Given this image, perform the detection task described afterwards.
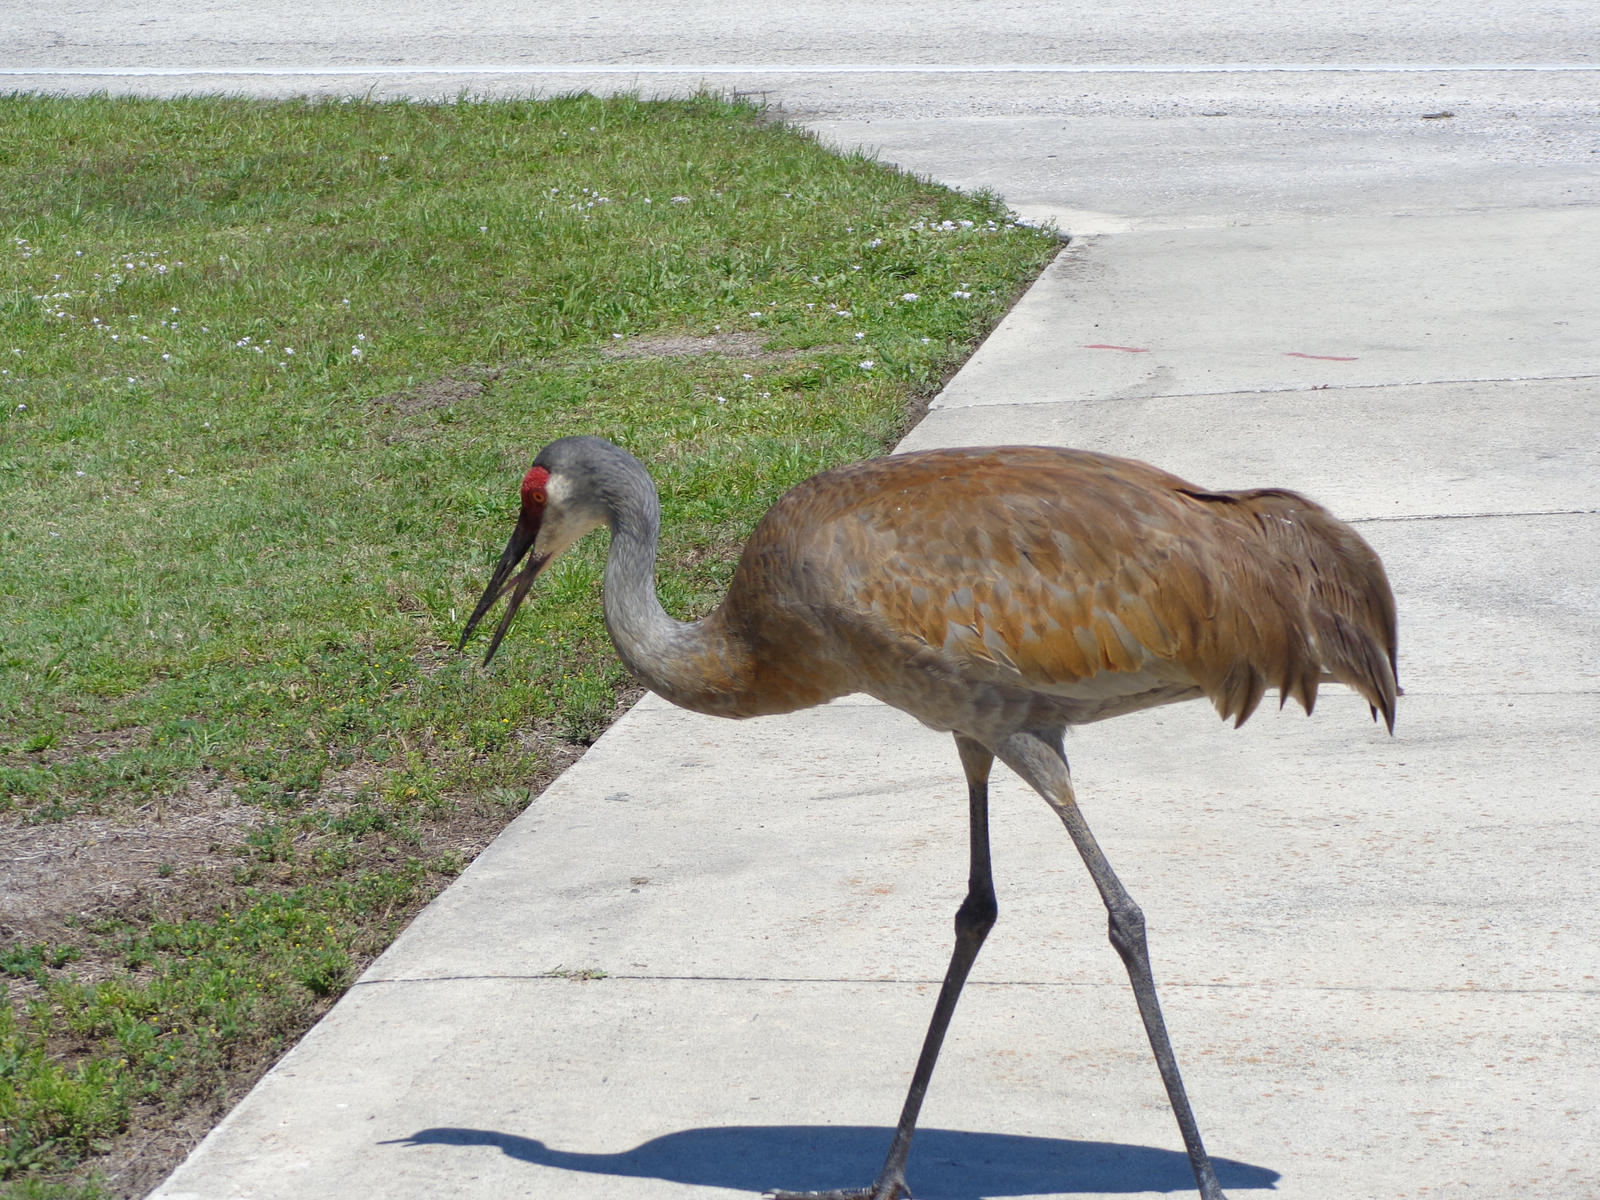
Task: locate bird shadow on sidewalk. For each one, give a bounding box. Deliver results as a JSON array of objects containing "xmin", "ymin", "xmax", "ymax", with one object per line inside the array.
[{"xmin": 383, "ymin": 1124, "xmax": 1280, "ymax": 1196}]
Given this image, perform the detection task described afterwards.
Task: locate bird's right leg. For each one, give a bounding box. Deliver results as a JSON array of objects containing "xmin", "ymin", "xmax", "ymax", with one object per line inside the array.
[
  {"xmin": 996, "ymin": 729, "xmax": 1227, "ymax": 1200},
  {"xmin": 769, "ymin": 734, "xmax": 998, "ymax": 1200}
]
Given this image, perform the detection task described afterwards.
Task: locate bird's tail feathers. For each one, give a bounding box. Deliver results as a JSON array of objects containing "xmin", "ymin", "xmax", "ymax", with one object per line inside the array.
[
  {"xmin": 1265, "ymin": 490, "xmax": 1398, "ymax": 732},
  {"xmin": 1312, "ymin": 605, "xmax": 1399, "ymax": 731},
  {"xmin": 1205, "ymin": 488, "xmax": 1400, "ymax": 732}
]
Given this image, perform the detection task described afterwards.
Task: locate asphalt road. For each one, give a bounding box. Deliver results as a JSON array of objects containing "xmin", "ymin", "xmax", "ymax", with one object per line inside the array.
[
  {"xmin": 8, "ymin": 3, "xmax": 1597, "ymax": 231},
  {"xmin": 7, "ymin": 1, "xmax": 1593, "ymax": 67}
]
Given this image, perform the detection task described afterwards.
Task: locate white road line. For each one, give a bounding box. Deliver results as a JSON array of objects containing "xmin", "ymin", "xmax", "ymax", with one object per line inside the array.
[{"xmin": 5, "ymin": 63, "xmax": 1599, "ymax": 77}]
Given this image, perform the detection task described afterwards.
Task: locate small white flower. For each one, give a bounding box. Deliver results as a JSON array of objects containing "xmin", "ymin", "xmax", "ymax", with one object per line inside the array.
[
  {"xmin": 76, "ymin": 470, "xmax": 85, "ymax": 476},
  {"xmin": 854, "ymin": 332, "xmax": 866, "ymax": 340},
  {"xmin": 742, "ymin": 373, "xmax": 752, "ymax": 380},
  {"xmin": 612, "ymin": 333, "xmax": 623, "ymax": 339},
  {"xmin": 351, "ymin": 347, "xmax": 363, "ymax": 358},
  {"xmin": 671, "ymin": 195, "xmax": 690, "ymax": 204},
  {"xmin": 15, "ymin": 403, "xmax": 24, "ymax": 410},
  {"xmin": 859, "ymin": 360, "xmax": 875, "ymax": 370},
  {"xmin": 901, "ymin": 293, "xmax": 918, "ymax": 301}
]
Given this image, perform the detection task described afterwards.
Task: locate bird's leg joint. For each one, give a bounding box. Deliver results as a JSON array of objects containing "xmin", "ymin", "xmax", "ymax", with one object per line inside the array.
[
  {"xmin": 1105, "ymin": 895, "xmax": 1147, "ymax": 964},
  {"xmin": 954, "ymin": 886, "xmax": 998, "ymax": 943}
]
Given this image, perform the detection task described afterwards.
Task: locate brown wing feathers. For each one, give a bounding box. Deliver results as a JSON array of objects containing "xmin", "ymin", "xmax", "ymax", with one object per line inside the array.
[{"xmin": 788, "ymin": 449, "xmax": 1397, "ymax": 732}]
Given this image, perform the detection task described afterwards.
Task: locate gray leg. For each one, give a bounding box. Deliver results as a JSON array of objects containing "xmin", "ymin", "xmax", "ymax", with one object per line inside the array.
[
  {"xmin": 771, "ymin": 735, "xmax": 998, "ymax": 1200},
  {"xmin": 996, "ymin": 729, "xmax": 1227, "ymax": 1200}
]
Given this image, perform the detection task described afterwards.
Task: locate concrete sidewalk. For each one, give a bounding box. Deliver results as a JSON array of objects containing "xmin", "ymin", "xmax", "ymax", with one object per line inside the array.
[{"xmin": 18, "ymin": 5, "xmax": 1594, "ymax": 1197}]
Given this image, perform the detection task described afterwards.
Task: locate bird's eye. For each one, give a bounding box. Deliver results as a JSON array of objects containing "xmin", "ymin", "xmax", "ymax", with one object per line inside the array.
[{"xmin": 529, "ymin": 488, "xmax": 547, "ymax": 506}]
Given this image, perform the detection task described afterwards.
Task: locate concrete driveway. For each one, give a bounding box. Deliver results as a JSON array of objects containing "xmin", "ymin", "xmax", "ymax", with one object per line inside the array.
[{"xmin": 9, "ymin": 5, "xmax": 1599, "ymax": 1198}]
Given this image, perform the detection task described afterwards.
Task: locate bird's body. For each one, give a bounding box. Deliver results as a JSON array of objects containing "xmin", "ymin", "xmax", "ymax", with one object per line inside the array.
[
  {"xmin": 565, "ymin": 441, "xmax": 1395, "ymax": 735},
  {"xmin": 461, "ymin": 435, "xmax": 1398, "ymax": 1200}
]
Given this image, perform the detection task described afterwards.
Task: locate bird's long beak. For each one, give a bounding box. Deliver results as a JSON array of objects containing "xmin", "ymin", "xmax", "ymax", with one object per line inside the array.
[{"xmin": 458, "ymin": 515, "xmax": 550, "ymax": 665}]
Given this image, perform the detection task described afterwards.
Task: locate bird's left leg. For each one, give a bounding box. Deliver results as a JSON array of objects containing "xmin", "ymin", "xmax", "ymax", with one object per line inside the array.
[
  {"xmin": 997, "ymin": 729, "xmax": 1227, "ymax": 1200},
  {"xmin": 769, "ymin": 734, "xmax": 998, "ymax": 1200}
]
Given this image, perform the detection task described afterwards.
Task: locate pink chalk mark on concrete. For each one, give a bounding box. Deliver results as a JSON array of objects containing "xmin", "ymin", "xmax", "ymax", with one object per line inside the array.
[
  {"xmin": 1084, "ymin": 344, "xmax": 1150, "ymax": 353},
  {"xmin": 1285, "ymin": 351, "xmax": 1359, "ymax": 361}
]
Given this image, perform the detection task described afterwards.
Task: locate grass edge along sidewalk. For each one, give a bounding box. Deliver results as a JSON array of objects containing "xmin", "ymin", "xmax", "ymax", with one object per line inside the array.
[{"xmin": 0, "ymin": 91, "xmax": 1058, "ymax": 1199}]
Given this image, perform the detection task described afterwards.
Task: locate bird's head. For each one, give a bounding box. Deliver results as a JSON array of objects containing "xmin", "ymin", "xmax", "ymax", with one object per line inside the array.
[{"xmin": 457, "ymin": 439, "xmax": 614, "ymax": 665}]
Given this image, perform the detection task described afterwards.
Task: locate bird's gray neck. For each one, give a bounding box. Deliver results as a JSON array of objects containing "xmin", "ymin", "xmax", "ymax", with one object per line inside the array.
[
  {"xmin": 598, "ymin": 463, "xmax": 753, "ymax": 714},
  {"xmin": 601, "ymin": 475, "xmax": 683, "ymax": 677}
]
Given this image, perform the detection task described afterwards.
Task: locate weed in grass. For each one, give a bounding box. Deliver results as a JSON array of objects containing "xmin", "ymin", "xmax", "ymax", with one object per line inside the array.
[
  {"xmin": 0, "ymin": 90, "xmax": 1056, "ymax": 1194},
  {"xmin": 0, "ymin": 999, "xmax": 129, "ymax": 1181}
]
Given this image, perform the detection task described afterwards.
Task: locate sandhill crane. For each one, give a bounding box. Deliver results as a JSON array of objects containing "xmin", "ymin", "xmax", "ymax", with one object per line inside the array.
[{"xmin": 460, "ymin": 435, "xmax": 1399, "ymax": 1200}]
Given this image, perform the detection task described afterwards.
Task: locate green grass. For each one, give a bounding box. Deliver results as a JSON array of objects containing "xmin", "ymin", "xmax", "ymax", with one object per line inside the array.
[{"xmin": 0, "ymin": 91, "xmax": 1057, "ymax": 1195}]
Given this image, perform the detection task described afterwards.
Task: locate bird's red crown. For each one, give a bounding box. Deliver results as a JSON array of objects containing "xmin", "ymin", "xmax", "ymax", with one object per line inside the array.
[{"xmin": 521, "ymin": 465, "xmax": 551, "ymax": 510}]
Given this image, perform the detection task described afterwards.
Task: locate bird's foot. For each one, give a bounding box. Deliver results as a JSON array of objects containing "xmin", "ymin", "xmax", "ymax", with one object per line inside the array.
[{"xmin": 767, "ymin": 1176, "xmax": 909, "ymax": 1200}]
